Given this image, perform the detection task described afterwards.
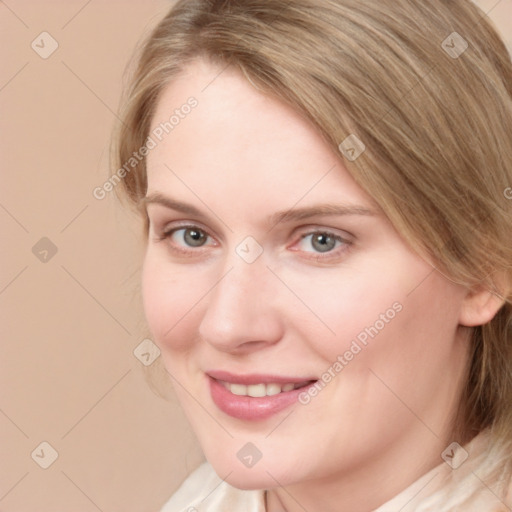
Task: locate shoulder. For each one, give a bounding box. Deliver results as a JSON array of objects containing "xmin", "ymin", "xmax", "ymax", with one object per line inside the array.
[
  {"xmin": 159, "ymin": 463, "xmax": 218, "ymax": 512},
  {"xmin": 502, "ymin": 475, "xmax": 512, "ymax": 511},
  {"xmin": 375, "ymin": 430, "xmax": 512, "ymax": 512},
  {"xmin": 483, "ymin": 435, "xmax": 512, "ymax": 512},
  {"xmin": 159, "ymin": 462, "xmax": 266, "ymax": 512}
]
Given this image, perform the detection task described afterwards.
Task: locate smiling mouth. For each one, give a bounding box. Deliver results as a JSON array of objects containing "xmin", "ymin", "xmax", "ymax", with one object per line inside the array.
[
  {"xmin": 217, "ymin": 379, "xmax": 316, "ymax": 397},
  {"xmin": 208, "ymin": 373, "xmax": 319, "ymax": 420}
]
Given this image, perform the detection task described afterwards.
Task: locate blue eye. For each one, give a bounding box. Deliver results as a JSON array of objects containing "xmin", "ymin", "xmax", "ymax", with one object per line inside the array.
[
  {"xmin": 298, "ymin": 232, "xmax": 344, "ymax": 253},
  {"xmin": 168, "ymin": 227, "xmax": 210, "ymax": 248}
]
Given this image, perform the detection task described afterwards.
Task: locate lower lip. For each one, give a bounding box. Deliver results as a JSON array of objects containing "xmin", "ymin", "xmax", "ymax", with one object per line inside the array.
[{"xmin": 209, "ymin": 376, "xmax": 316, "ymax": 421}]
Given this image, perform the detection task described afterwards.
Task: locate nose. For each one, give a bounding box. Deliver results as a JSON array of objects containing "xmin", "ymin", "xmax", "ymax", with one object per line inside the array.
[{"xmin": 198, "ymin": 256, "xmax": 284, "ymax": 354}]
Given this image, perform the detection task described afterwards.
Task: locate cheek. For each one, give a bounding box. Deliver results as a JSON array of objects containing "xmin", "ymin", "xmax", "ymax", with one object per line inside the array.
[
  {"xmin": 288, "ymin": 264, "xmax": 466, "ymax": 453},
  {"xmin": 282, "ymin": 251, "xmax": 464, "ymax": 369},
  {"xmin": 375, "ymin": 271, "xmax": 465, "ymax": 369},
  {"xmin": 278, "ymin": 259, "xmax": 410, "ymax": 361},
  {"xmin": 329, "ymin": 266, "xmax": 467, "ymax": 415},
  {"xmin": 141, "ymin": 250, "xmax": 206, "ymax": 354}
]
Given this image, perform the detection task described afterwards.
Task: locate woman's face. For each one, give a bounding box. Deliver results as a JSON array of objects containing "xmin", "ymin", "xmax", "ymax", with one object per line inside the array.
[{"xmin": 142, "ymin": 58, "xmax": 471, "ymax": 497}]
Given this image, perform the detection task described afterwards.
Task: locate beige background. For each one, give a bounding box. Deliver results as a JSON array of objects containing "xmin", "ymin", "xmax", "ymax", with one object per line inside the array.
[{"xmin": 1, "ymin": 1, "xmax": 511, "ymax": 511}]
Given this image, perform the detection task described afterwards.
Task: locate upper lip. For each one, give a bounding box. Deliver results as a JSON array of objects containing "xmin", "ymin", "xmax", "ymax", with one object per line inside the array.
[{"xmin": 207, "ymin": 370, "xmax": 317, "ymax": 385}]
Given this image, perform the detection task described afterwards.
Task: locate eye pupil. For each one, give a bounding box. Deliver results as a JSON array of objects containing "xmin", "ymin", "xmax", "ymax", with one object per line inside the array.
[
  {"xmin": 312, "ymin": 233, "xmax": 336, "ymax": 253},
  {"xmin": 184, "ymin": 228, "xmax": 206, "ymax": 247}
]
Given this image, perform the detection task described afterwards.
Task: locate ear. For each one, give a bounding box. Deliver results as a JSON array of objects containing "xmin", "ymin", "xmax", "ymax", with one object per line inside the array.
[{"xmin": 459, "ymin": 281, "xmax": 507, "ymax": 327}]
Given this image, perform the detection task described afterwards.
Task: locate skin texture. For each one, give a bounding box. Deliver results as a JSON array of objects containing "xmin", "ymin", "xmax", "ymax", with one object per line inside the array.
[{"xmin": 141, "ymin": 57, "xmax": 484, "ymax": 512}]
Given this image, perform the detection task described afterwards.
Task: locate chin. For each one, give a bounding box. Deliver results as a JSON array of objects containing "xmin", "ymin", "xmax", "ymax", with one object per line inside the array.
[
  {"xmin": 220, "ymin": 466, "xmax": 277, "ymax": 490},
  {"xmin": 206, "ymin": 448, "xmax": 302, "ymax": 490}
]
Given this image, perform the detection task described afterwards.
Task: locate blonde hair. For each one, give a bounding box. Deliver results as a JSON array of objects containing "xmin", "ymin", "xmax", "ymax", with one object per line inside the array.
[{"xmin": 112, "ymin": 0, "xmax": 512, "ymax": 453}]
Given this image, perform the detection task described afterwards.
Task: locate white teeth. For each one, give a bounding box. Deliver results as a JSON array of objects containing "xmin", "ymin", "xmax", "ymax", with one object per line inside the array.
[
  {"xmin": 230, "ymin": 383, "xmax": 247, "ymax": 396},
  {"xmin": 220, "ymin": 380, "xmax": 310, "ymax": 397},
  {"xmin": 247, "ymin": 383, "xmax": 266, "ymax": 397},
  {"xmin": 266, "ymin": 383, "xmax": 281, "ymax": 396}
]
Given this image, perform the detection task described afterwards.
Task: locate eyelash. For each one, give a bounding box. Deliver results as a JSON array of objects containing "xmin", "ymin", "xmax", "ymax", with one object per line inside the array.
[
  {"xmin": 154, "ymin": 224, "xmax": 216, "ymax": 254},
  {"xmin": 293, "ymin": 231, "xmax": 351, "ymax": 261},
  {"xmin": 154, "ymin": 224, "xmax": 352, "ymax": 261}
]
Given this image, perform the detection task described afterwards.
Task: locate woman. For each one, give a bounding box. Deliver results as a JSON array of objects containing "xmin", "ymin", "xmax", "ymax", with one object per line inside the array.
[{"xmin": 111, "ymin": 0, "xmax": 512, "ymax": 510}]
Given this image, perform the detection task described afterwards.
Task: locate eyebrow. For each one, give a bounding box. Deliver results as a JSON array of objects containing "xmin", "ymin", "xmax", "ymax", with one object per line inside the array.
[
  {"xmin": 269, "ymin": 203, "xmax": 376, "ymax": 225},
  {"xmin": 142, "ymin": 192, "xmax": 206, "ymax": 218},
  {"xmin": 142, "ymin": 192, "xmax": 377, "ymax": 226}
]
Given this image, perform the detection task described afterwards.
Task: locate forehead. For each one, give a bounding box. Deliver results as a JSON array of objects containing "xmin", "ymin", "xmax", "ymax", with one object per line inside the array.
[{"xmin": 145, "ymin": 58, "xmax": 376, "ymax": 222}]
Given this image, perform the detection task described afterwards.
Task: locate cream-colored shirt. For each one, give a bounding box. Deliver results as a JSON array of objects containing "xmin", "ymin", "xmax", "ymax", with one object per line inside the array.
[{"xmin": 160, "ymin": 431, "xmax": 512, "ymax": 511}]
